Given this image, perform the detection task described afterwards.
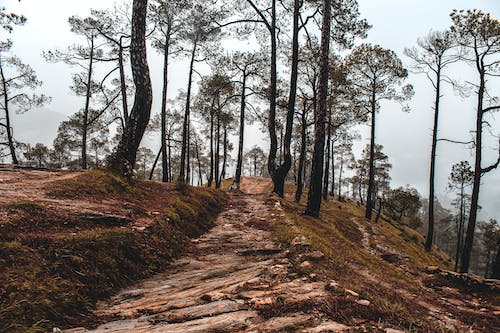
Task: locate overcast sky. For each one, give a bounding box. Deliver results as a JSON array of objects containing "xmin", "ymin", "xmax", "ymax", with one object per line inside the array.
[{"xmin": 2, "ymin": 0, "xmax": 500, "ymax": 221}]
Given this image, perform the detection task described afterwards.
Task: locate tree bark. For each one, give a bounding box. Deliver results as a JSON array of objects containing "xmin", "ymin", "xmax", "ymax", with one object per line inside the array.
[
  {"xmin": 0, "ymin": 56, "xmax": 18, "ymax": 164},
  {"xmin": 118, "ymin": 38, "xmax": 129, "ymax": 128},
  {"xmin": 295, "ymin": 102, "xmax": 307, "ymax": 202},
  {"xmin": 323, "ymin": 118, "xmax": 331, "ymax": 200},
  {"xmin": 179, "ymin": 39, "xmax": 198, "ymax": 181},
  {"xmin": 365, "ymin": 85, "xmax": 377, "ymax": 220},
  {"xmin": 208, "ymin": 110, "xmax": 214, "ymax": 187},
  {"xmin": 232, "ymin": 71, "xmax": 247, "ymax": 189},
  {"xmin": 82, "ymin": 36, "xmax": 95, "ymax": 170},
  {"xmin": 270, "ymin": 0, "xmax": 300, "ymax": 196},
  {"xmin": 305, "ymin": 0, "xmax": 331, "ymax": 217},
  {"xmin": 108, "ymin": 0, "xmax": 152, "ymax": 179},
  {"xmin": 215, "ymin": 108, "xmax": 221, "ymax": 188},
  {"xmin": 426, "ymin": 63, "xmax": 442, "ymax": 252},
  {"xmin": 160, "ymin": 32, "xmax": 171, "ymax": 182},
  {"xmin": 491, "ymin": 239, "xmax": 500, "ymax": 279},
  {"xmin": 460, "ymin": 68, "xmax": 485, "ymax": 273}
]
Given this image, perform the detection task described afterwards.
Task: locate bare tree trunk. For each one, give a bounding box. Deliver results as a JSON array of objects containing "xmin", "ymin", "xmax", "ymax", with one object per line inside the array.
[
  {"xmin": 305, "ymin": 0, "xmax": 331, "ymax": 217},
  {"xmin": 82, "ymin": 36, "xmax": 95, "ymax": 170},
  {"xmin": 454, "ymin": 184, "xmax": 465, "ymax": 272},
  {"xmin": 215, "ymin": 110, "xmax": 221, "ymax": 188},
  {"xmin": 323, "ymin": 118, "xmax": 331, "ymax": 200},
  {"xmin": 149, "ymin": 146, "xmax": 161, "ymax": 180},
  {"xmin": 179, "ymin": 38, "xmax": 198, "ymax": 181},
  {"xmin": 426, "ymin": 63, "xmax": 442, "ymax": 251},
  {"xmin": 108, "ymin": 0, "xmax": 152, "ymax": 179},
  {"xmin": 0, "ymin": 57, "xmax": 18, "ymax": 164},
  {"xmin": 232, "ymin": 71, "xmax": 247, "ymax": 189},
  {"xmin": 330, "ymin": 138, "xmax": 335, "ymax": 197},
  {"xmin": 118, "ymin": 38, "xmax": 129, "ymax": 128},
  {"xmin": 365, "ymin": 86, "xmax": 377, "ymax": 220},
  {"xmin": 220, "ymin": 125, "xmax": 228, "ymax": 185},
  {"xmin": 338, "ymin": 154, "xmax": 344, "ymax": 199},
  {"xmin": 375, "ymin": 197, "xmax": 383, "ymax": 224},
  {"xmin": 270, "ymin": 0, "xmax": 300, "ymax": 196},
  {"xmin": 195, "ymin": 137, "xmax": 203, "ymax": 186},
  {"xmin": 461, "ymin": 69, "xmax": 485, "ymax": 273},
  {"xmin": 208, "ymin": 110, "xmax": 214, "ymax": 187},
  {"xmin": 295, "ymin": 103, "xmax": 307, "ymax": 202},
  {"xmin": 186, "ymin": 117, "xmax": 191, "ymax": 183},
  {"xmin": 160, "ymin": 33, "xmax": 171, "ymax": 182},
  {"xmin": 491, "ymin": 239, "xmax": 500, "ymax": 279}
]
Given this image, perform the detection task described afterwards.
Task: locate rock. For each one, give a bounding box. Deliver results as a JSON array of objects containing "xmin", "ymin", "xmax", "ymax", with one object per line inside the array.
[
  {"xmin": 356, "ymin": 299, "xmax": 370, "ymax": 306},
  {"xmin": 301, "ymin": 321, "xmax": 350, "ymax": 332},
  {"xmin": 309, "ymin": 273, "xmax": 317, "ymax": 280},
  {"xmin": 75, "ymin": 212, "xmax": 132, "ymax": 226},
  {"xmin": 300, "ymin": 261, "xmax": 312, "ymax": 269},
  {"xmin": 425, "ymin": 266, "xmax": 441, "ymax": 274},
  {"xmin": 201, "ymin": 291, "xmax": 225, "ymax": 302},
  {"xmin": 292, "ymin": 235, "xmax": 311, "ymax": 247},
  {"xmin": 238, "ymin": 248, "xmax": 282, "ymax": 256},
  {"xmin": 381, "ymin": 253, "xmax": 400, "ymax": 264},
  {"xmin": 385, "ymin": 328, "xmax": 405, "ymax": 333},
  {"xmin": 302, "ymin": 250, "xmax": 325, "ymax": 261},
  {"xmin": 257, "ymin": 314, "xmax": 312, "ymax": 331},
  {"xmin": 344, "ymin": 289, "xmax": 359, "ymax": 298},
  {"xmin": 325, "ymin": 281, "xmax": 342, "ymax": 293},
  {"xmin": 252, "ymin": 297, "xmax": 275, "ymax": 309}
]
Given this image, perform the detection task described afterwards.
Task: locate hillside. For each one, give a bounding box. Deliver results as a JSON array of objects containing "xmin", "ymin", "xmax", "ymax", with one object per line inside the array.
[
  {"xmin": 0, "ymin": 168, "xmax": 498, "ymax": 332},
  {"xmin": 0, "ymin": 165, "xmax": 227, "ymax": 332}
]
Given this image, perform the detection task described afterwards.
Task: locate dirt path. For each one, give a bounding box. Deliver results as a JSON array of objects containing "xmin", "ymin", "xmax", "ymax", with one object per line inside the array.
[{"xmin": 64, "ymin": 177, "xmax": 348, "ymax": 333}]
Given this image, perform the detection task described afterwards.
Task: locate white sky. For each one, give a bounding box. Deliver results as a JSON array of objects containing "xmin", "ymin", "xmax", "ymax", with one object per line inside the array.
[{"xmin": 2, "ymin": 0, "xmax": 500, "ymax": 221}]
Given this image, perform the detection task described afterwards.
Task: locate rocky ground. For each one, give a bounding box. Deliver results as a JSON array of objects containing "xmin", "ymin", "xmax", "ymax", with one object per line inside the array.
[{"xmin": 63, "ymin": 177, "xmax": 357, "ymax": 332}]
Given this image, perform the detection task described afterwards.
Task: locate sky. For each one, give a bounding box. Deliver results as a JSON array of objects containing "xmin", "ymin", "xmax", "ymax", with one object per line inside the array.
[{"xmin": 1, "ymin": 0, "xmax": 500, "ymax": 221}]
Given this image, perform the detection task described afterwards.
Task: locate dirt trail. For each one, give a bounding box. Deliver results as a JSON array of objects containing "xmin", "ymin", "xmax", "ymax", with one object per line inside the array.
[{"xmin": 64, "ymin": 177, "xmax": 348, "ymax": 333}]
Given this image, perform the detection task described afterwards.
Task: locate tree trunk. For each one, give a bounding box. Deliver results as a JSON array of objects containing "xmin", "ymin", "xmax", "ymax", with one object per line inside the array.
[
  {"xmin": 305, "ymin": 0, "xmax": 331, "ymax": 217},
  {"xmin": 149, "ymin": 146, "xmax": 161, "ymax": 180},
  {"xmin": 215, "ymin": 109, "xmax": 221, "ymax": 188},
  {"xmin": 208, "ymin": 110, "xmax": 214, "ymax": 187},
  {"xmin": 461, "ymin": 69, "xmax": 485, "ymax": 273},
  {"xmin": 195, "ymin": 137, "xmax": 203, "ymax": 186},
  {"xmin": 375, "ymin": 197, "xmax": 383, "ymax": 224},
  {"xmin": 186, "ymin": 117, "xmax": 191, "ymax": 183},
  {"xmin": 118, "ymin": 38, "xmax": 129, "ymax": 128},
  {"xmin": 323, "ymin": 119, "xmax": 331, "ymax": 200},
  {"xmin": 454, "ymin": 184, "xmax": 465, "ymax": 272},
  {"xmin": 295, "ymin": 103, "xmax": 307, "ymax": 203},
  {"xmin": 267, "ymin": 0, "xmax": 279, "ymax": 192},
  {"xmin": 108, "ymin": 0, "xmax": 152, "ymax": 179},
  {"xmin": 338, "ymin": 154, "xmax": 344, "ymax": 199},
  {"xmin": 220, "ymin": 125, "xmax": 228, "ymax": 185},
  {"xmin": 365, "ymin": 86, "xmax": 377, "ymax": 220},
  {"xmin": 179, "ymin": 39, "xmax": 198, "ymax": 181},
  {"xmin": 82, "ymin": 36, "xmax": 95, "ymax": 170},
  {"xmin": 0, "ymin": 56, "xmax": 18, "ymax": 165},
  {"xmin": 330, "ymin": 138, "xmax": 335, "ymax": 196},
  {"xmin": 160, "ymin": 33, "xmax": 171, "ymax": 182},
  {"xmin": 232, "ymin": 71, "xmax": 247, "ymax": 189},
  {"xmin": 270, "ymin": 0, "xmax": 300, "ymax": 197},
  {"xmin": 426, "ymin": 63, "xmax": 442, "ymax": 252},
  {"xmin": 491, "ymin": 239, "xmax": 500, "ymax": 279}
]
